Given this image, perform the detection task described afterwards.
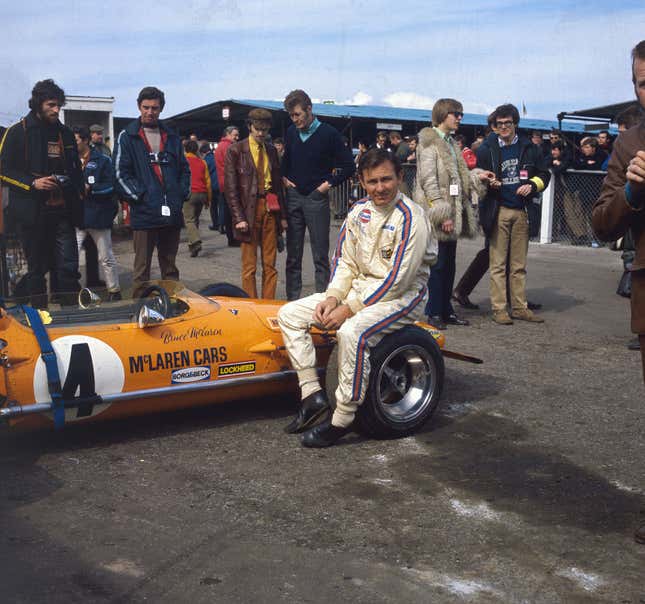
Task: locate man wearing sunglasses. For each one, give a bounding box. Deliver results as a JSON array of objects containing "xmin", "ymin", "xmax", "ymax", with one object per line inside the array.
[{"xmin": 476, "ymin": 104, "xmax": 550, "ymax": 325}]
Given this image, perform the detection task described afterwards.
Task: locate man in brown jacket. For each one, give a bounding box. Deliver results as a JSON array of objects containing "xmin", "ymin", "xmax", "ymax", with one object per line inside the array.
[
  {"xmin": 224, "ymin": 109, "xmax": 288, "ymax": 298},
  {"xmin": 591, "ymin": 39, "xmax": 645, "ymax": 545}
]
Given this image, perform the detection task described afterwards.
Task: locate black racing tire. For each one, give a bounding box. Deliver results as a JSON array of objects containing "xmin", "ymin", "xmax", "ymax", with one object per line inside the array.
[
  {"xmin": 355, "ymin": 325, "xmax": 444, "ymax": 438},
  {"xmin": 137, "ymin": 284, "xmax": 171, "ymax": 317},
  {"xmin": 199, "ymin": 283, "xmax": 250, "ymax": 298}
]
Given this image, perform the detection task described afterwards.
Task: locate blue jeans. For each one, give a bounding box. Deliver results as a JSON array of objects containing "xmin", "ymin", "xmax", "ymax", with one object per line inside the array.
[{"xmin": 426, "ymin": 240, "xmax": 457, "ymax": 318}]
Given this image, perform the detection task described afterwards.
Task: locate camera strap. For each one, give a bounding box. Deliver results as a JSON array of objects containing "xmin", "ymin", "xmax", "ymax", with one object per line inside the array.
[{"xmin": 139, "ymin": 127, "xmax": 168, "ymax": 191}]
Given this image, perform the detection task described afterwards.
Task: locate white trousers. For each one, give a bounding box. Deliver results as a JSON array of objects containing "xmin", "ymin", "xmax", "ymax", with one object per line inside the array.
[
  {"xmin": 277, "ymin": 287, "xmax": 427, "ymax": 427},
  {"xmin": 76, "ymin": 228, "xmax": 120, "ymax": 292}
]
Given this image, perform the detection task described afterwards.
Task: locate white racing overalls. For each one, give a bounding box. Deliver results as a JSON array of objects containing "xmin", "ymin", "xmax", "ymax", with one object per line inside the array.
[{"xmin": 278, "ymin": 192, "xmax": 437, "ymax": 428}]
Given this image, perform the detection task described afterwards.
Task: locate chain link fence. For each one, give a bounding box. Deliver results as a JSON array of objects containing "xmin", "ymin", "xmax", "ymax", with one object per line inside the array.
[
  {"xmin": 330, "ymin": 163, "xmax": 417, "ymax": 221},
  {"xmin": 550, "ymin": 169, "xmax": 605, "ymax": 246}
]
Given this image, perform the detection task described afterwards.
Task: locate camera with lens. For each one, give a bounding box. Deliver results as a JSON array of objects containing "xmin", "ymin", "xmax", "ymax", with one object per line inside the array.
[
  {"xmin": 148, "ymin": 151, "xmax": 170, "ymax": 165},
  {"xmin": 52, "ymin": 174, "xmax": 71, "ymax": 187}
]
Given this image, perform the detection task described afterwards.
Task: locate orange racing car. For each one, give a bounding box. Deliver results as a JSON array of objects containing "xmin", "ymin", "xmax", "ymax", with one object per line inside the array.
[{"xmin": 0, "ymin": 281, "xmax": 481, "ymax": 436}]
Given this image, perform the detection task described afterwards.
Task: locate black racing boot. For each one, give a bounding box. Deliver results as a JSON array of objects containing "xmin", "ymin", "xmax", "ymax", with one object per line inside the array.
[
  {"xmin": 283, "ymin": 390, "xmax": 330, "ymax": 434},
  {"xmin": 302, "ymin": 419, "xmax": 352, "ymax": 448}
]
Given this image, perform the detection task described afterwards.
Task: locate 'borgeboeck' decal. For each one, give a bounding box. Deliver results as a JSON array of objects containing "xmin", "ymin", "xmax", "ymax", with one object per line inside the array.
[{"xmin": 171, "ymin": 366, "xmax": 211, "ymax": 384}]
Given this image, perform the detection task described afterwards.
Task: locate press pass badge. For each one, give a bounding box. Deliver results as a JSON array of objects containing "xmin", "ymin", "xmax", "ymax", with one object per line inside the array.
[
  {"xmin": 449, "ymin": 183, "xmax": 459, "ymax": 196},
  {"xmin": 161, "ymin": 205, "xmax": 171, "ymax": 217},
  {"xmin": 87, "ymin": 176, "xmax": 95, "ymax": 184}
]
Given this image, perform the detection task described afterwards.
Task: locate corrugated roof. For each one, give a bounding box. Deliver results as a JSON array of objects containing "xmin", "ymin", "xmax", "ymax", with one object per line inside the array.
[{"xmin": 234, "ymin": 99, "xmax": 592, "ymax": 133}]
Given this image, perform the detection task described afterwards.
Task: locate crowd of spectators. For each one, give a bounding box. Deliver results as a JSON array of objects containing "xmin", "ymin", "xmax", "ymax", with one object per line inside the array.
[{"xmin": 0, "ymin": 76, "xmax": 640, "ymax": 315}]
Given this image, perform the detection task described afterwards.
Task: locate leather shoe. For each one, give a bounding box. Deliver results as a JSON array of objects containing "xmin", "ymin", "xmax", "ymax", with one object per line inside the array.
[
  {"xmin": 302, "ymin": 419, "xmax": 352, "ymax": 448},
  {"xmin": 627, "ymin": 337, "xmax": 641, "ymax": 351},
  {"xmin": 446, "ymin": 313, "xmax": 469, "ymax": 326},
  {"xmin": 635, "ymin": 524, "xmax": 645, "ymax": 544},
  {"xmin": 527, "ymin": 301, "xmax": 542, "ymax": 311},
  {"xmin": 452, "ymin": 291, "xmax": 479, "ymax": 310},
  {"xmin": 428, "ymin": 315, "xmax": 446, "ymax": 330},
  {"xmin": 284, "ymin": 390, "xmax": 330, "ymax": 434}
]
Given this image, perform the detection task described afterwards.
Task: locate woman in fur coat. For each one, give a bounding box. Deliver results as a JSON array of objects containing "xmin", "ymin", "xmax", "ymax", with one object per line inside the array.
[{"xmin": 413, "ymin": 98, "xmax": 494, "ymax": 329}]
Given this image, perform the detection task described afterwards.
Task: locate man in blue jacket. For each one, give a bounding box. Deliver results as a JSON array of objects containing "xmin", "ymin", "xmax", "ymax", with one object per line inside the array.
[
  {"xmin": 73, "ymin": 127, "xmax": 121, "ymax": 300},
  {"xmin": 113, "ymin": 86, "xmax": 191, "ymax": 298}
]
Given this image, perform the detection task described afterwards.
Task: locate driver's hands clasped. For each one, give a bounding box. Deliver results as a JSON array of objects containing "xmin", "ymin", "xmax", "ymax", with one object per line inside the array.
[{"xmin": 313, "ymin": 296, "xmax": 353, "ymax": 330}]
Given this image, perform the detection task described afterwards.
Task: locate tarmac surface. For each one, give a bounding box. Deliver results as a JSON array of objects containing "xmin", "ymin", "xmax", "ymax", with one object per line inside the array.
[{"xmin": 1, "ymin": 219, "xmax": 644, "ymax": 603}]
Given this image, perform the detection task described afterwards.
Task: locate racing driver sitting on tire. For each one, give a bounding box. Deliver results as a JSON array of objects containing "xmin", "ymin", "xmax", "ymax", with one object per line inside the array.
[{"xmin": 278, "ymin": 148, "xmax": 437, "ymax": 447}]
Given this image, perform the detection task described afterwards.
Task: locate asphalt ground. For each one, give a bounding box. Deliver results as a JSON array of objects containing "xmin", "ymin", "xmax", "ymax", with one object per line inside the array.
[{"xmin": 1, "ymin": 218, "xmax": 644, "ymax": 603}]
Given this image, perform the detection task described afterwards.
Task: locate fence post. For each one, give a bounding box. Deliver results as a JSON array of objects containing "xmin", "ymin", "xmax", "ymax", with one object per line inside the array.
[{"xmin": 539, "ymin": 172, "xmax": 554, "ymax": 244}]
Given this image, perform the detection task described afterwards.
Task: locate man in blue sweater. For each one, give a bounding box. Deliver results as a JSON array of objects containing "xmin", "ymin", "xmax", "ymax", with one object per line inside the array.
[{"xmin": 281, "ymin": 90, "xmax": 355, "ymax": 300}]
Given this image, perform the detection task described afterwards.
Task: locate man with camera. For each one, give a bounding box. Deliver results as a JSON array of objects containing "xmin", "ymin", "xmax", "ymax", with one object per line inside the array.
[
  {"xmin": 0, "ymin": 79, "xmax": 82, "ymax": 308},
  {"xmin": 113, "ymin": 86, "xmax": 191, "ymax": 298}
]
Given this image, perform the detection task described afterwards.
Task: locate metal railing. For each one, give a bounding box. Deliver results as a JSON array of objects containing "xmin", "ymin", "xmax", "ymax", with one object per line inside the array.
[{"xmin": 540, "ymin": 169, "xmax": 606, "ymax": 246}]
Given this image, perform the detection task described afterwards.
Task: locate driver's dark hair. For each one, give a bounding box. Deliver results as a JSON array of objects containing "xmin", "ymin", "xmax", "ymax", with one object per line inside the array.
[
  {"xmin": 137, "ymin": 86, "xmax": 165, "ymax": 110},
  {"xmin": 358, "ymin": 148, "xmax": 401, "ymax": 178},
  {"xmin": 29, "ymin": 79, "xmax": 65, "ymax": 111}
]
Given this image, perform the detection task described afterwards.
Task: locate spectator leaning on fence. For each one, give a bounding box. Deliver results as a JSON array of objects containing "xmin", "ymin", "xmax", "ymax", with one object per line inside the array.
[
  {"xmin": 113, "ymin": 86, "xmax": 191, "ymax": 298},
  {"xmin": 591, "ymin": 38, "xmax": 645, "ymax": 545},
  {"xmin": 477, "ymin": 103, "xmax": 550, "ymax": 325},
  {"xmin": 574, "ymin": 137, "xmax": 607, "ymax": 171},
  {"xmin": 73, "ymin": 126, "xmax": 121, "ymax": 300},
  {"xmin": 0, "ymin": 79, "xmax": 83, "ymax": 308},
  {"xmin": 413, "ymin": 98, "xmax": 493, "ymax": 330},
  {"xmin": 281, "ymin": 89, "xmax": 355, "ymax": 300}
]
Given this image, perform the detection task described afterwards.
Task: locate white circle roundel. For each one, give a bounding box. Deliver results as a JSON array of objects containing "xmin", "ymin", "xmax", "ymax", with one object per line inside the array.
[{"xmin": 33, "ymin": 335, "xmax": 125, "ymax": 422}]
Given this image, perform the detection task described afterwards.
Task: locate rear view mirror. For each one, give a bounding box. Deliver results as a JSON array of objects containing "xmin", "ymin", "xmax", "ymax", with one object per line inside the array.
[{"xmin": 137, "ymin": 305, "xmax": 165, "ymax": 328}]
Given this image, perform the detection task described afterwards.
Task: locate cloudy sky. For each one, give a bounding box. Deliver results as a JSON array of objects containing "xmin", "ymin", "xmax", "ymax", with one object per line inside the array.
[{"xmin": 0, "ymin": 0, "xmax": 642, "ymax": 125}]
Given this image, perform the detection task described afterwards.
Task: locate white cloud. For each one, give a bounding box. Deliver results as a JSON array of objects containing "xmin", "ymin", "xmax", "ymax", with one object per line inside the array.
[
  {"xmin": 342, "ymin": 91, "xmax": 373, "ymax": 106},
  {"xmin": 383, "ymin": 92, "xmax": 435, "ymax": 109}
]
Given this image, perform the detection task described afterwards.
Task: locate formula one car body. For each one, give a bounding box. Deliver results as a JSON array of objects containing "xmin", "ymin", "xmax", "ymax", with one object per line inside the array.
[{"xmin": 0, "ymin": 281, "xmax": 478, "ymax": 436}]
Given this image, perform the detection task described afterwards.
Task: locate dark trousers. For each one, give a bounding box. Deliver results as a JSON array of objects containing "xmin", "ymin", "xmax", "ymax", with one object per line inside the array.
[
  {"xmin": 221, "ymin": 193, "xmax": 234, "ymax": 243},
  {"xmin": 454, "ymin": 239, "xmax": 490, "ymax": 297},
  {"xmin": 427, "ymin": 240, "xmax": 456, "ymax": 318},
  {"xmin": 454, "ymin": 237, "xmax": 521, "ymax": 305},
  {"xmin": 83, "ymin": 236, "xmax": 101, "ymax": 285},
  {"xmin": 209, "ymin": 190, "xmax": 219, "ymax": 228},
  {"xmin": 19, "ymin": 212, "xmax": 80, "ymax": 308},
  {"xmin": 132, "ymin": 226, "xmax": 180, "ymax": 298},
  {"xmin": 286, "ymin": 188, "xmax": 330, "ymax": 300}
]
